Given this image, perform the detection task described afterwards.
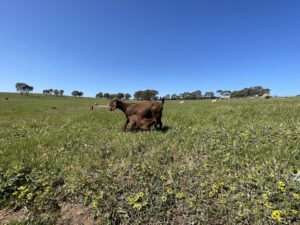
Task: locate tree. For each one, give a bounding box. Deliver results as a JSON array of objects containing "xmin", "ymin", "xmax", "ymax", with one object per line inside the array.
[
  {"xmin": 72, "ymin": 90, "xmax": 83, "ymax": 97},
  {"xmin": 133, "ymin": 90, "xmax": 159, "ymax": 100},
  {"xmin": 217, "ymin": 90, "xmax": 222, "ymax": 96},
  {"xmin": 231, "ymin": 86, "xmax": 271, "ymax": 98},
  {"xmin": 125, "ymin": 93, "xmax": 131, "ymax": 100},
  {"xmin": 59, "ymin": 90, "xmax": 64, "ymax": 96},
  {"xmin": 192, "ymin": 90, "xmax": 202, "ymax": 99},
  {"xmin": 116, "ymin": 92, "xmax": 125, "ymax": 99},
  {"xmin": 104, "ymin": 93, "xmax": 110, "ymax": 99},
  {"xmin": 53, "ymin": 89, "xmax": 59, "ymax": 96},
  {"xmin": 15, "ymin": 83, "xmax": 33, "ymax": 95},
  {"xmin": 43, "ymin": 90, "xmax": 50, "ymax": 95},
  {"xmin": 134, "ymin": 91, "xmax": 143, "ymax": 100},
  {"xmin": 204, "ymin": 92, "xmax": 215, "ymax": 98},
  {"xmin": 96, "ymin": 92, "xmax": 104, "ymax": 98},
  {"xmin": 171, "ymin": 94, "xmax": 177, "ymax": 100}
]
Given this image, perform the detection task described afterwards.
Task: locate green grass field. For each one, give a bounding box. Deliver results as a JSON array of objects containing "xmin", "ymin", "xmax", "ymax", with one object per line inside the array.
[{"xmin": 0, "ymin": 93, "xmax": 300, "ymax": 224}]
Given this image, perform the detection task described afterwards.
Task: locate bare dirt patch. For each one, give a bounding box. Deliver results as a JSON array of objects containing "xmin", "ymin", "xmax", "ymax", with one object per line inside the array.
[
  {"xmin": 0, "ymin": 207, "xmax": 28, "ymax": 224},
  {"xmin": 57, "ymin": 202, "xmax": 94, "ymax": 225}
]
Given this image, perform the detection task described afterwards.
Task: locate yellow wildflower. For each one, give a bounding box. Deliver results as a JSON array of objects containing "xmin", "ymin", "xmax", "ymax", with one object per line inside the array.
[
  {"xmin": 208, "ymin": 191, "xmax": 214, "ymax": 197},
  {"xmin": 137, "ymin": 192, "xmax": 144, "ymax": 198},
  {"xmin": 176, "ymin": 192, "xmax": 185, "ymax": 199},
  {"xmin": 167, "ymin": 189, "xmax": 173, "ymax": 195},
  {"xmin": 252, "ymin": 210, "xmax": 257, "ymax": 215},
  {"xmin": 271, "ymin": 210, "xmax": 284, "ymax": 222},
  {"xmin": 264, "ymin": 202, "xmax": 273, "ymax": 209},
  {"xmin": 278, "ymin": 181, "xmax": 285, "ymax": 187},
  {"xmin": 262, "ymin": 193, "xmax": 268, "ymax": 200},
  {"xmin": 237, "ymin": 212, "xmax": 245, "ymax": 217},
  {"xmin": 160, "ymin": 195, "xmax": 167, "ymax": 202},
  {"xmin": 95, "ymin": 191, "xmax": 104, "ymax": 200},
  {"xmin": 128, "ymin": 197, "xmax": 136, "ymax": 205},
  {"xmin": 212, "ymin": 184, "xmax": 218, "ymax": 192},
  {"xmin": 279, "ymin": 186, "xmax": 286, "ymax": 193},
  {"xmin": 256, "ymin": 199, "xmax": 262, "ymax": 204},
  {"xmin": 27, "ymin": 193, "xmax": 33, "ymax": 200},
  {"xmin": 160, "ymin": 175, "xmax": 166, "ymax": 181},
  {"xmin": 133, "ymin": 203, "xmax": 142, "ymax": 210},
  {"xmin": 219, "ymin": 199, "xmax": 226, "ymax": 204},
  {"xmin": 92, "ymin": 201, "xmax": 98, "ymax": 208},
  {"xmin": 292, "ymin": 193, "xmax": 300, "ymax": 200},
  {"xmin": 18, "ymin": 186, "xmax": 26, "ymax": 191}
]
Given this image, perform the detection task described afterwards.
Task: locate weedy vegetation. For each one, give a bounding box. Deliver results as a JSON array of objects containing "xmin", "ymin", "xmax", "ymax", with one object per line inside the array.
[{"xmin": 0, "ymin": 93, "xmax": 299, "ymax": 224}]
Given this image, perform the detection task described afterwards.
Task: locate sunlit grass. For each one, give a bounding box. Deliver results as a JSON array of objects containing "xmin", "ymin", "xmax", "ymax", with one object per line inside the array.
[{"xmin": 0, "ymin": 93, "xmax": 299, "ymax": 224}]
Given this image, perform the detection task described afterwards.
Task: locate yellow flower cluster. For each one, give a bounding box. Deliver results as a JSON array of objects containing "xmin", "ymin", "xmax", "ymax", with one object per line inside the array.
[
  {"xmin": 176, "ymin": 192, "xmax": 185, "ymax": 199},
  {"xmin": 17, "ymin": 186, "xmax": 30, "ymax": 199},
  {"xmin": 133, "ymin": 203, "xmax": 142, "ymax": 210},
  {"xmin": 128, "ymin": 192, "xmax": 144, "ymax": 206},
  {"xmin": 278, "ymin": 181, "xmax": 286, "ymax": 193},
  {"xmin": 292, "ymin": 193, "xmax": 300, "ymax": 200},
  {"xmin": 262, "ymin": 193, "xmax": 268, "ymax": 200},
  {"xmin": 271, "ymin": 210, "xmax": 284, "ymax": 223}
]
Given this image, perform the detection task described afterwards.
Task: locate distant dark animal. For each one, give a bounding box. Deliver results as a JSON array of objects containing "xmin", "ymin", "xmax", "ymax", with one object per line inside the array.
[
  {"xmin": 89, "ymin": 105, "xmax": 94, "ymax": 110},
  {"xmin": 127, "ymin": 115, "xmax": 157, "ymax": 131},
  {"xmin": 4, "ymin": 98, "xmax": 9, "ymax": 100},
  {"xmin": 108, "ymin": 98, "xmax": 164, "ymax": 131}
]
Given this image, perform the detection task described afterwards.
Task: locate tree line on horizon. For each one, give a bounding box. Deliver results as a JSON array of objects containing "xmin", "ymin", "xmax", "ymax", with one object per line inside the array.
[
  {"xmin": 15, "ymin": 83, "xmax": 271, "ymax": 100},
  {"xmin": 43, "ymin": 89, "xmax": 64, "ymax": 96}
]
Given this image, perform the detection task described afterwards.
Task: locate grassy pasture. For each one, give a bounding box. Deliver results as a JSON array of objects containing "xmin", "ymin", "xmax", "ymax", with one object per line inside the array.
[{"xmin": 0, "ymin": 93, "xmax": 300, "ymax": 224}]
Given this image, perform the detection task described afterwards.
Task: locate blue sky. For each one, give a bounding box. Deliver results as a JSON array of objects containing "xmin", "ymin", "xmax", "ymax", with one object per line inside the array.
[{"xmin": 0, "ymin": 0, "xmax": 299, "ymax": 97}]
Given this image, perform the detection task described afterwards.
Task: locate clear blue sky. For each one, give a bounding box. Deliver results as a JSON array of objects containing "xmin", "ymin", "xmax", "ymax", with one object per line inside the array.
[{"xmin": 0, "ymin": 0, "xmax": 299, "ymax": 97}]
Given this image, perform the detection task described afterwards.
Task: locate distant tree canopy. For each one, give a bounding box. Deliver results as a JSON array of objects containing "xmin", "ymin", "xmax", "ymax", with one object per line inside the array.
[
  {"xmin": 179, "ymin": 90, "xmax": 202, "ymax": 100},
  {"xmin": 59, "ymin": 90, "xmax": 64, "ymax": 96},
  {"xmin": 124, "ymin": 93, "xmax": 131, "ymax": 100},
  {"xmin": 134, "ymin": 89, "xmax": 159, "ymax": 100},
  {"xmin": 71, "ymin": 90, "xmax": 84, "ymax": 97},
  {"xmin": 204, "ymin": 92, "xmax": 215, "ymax": 98},
  {"xmin": 95, "ymin": 92, "xmax": 104, "ymax": 98},
  {"xmin": 43, "ymin": 90, "xmax": 50, "ymax": 95},
  {"xmin": 15, "ymin": 83, "xmax": 33, "ymax": 95},
  {"xmin": 231, "ymin": 86, "xmax": 270, "ymax": 98},
  {"xmin": 53, "ymin": 89, "xmax": 59, "ymax": 96},
  {"xmin": 97, "ymin": 92, "xmax": 131, "ymax": 100},
  {"xmin": 43, "ymin": 89, "xmax": 64, "ymax": 96}
]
